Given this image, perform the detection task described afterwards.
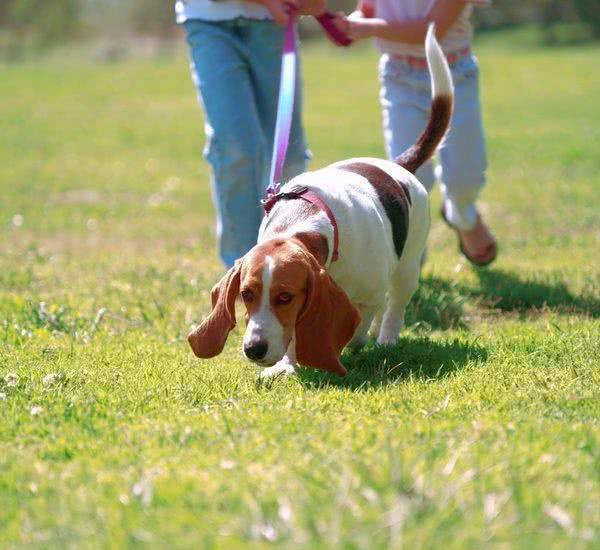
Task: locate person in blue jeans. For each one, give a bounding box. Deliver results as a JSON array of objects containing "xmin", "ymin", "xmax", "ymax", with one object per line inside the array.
[{"xmin": 177, "ymin": 0, "xmax": 324, "ymax": 268}]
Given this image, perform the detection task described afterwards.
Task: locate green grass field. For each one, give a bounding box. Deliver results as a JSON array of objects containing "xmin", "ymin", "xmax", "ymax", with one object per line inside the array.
[{"xmin": 1, "ymin": 29, "xmax": 599, "ymax": 548}]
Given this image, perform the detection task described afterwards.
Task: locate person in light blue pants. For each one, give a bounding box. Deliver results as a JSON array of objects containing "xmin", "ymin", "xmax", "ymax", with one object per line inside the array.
[
  {"xmin": 339, "ymin": 0, "xmax": 498, "ymax": 266},
  {"xmin": 177, "ymin": 0, "xmax": 321, "ymax": 268}
]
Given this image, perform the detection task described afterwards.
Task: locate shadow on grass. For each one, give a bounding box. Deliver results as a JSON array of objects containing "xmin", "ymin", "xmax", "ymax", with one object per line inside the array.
[
  {"xmin": 466, "ymin": 269, "xmax": 600, "ymax": 318},
  {"xmin": 294, "ymin": 268, "xmax": 596, "ymax": 390},
  {"xmin": 407, "ymin": 274, "xmax": 467, "ymax": 331},
  {"xmin": 297, "ymin": 336, "xmax": 487, "ymax": 391},
  {"xmin": 407, "ymin": 269, "xmax": 599, "ymax": 331}
]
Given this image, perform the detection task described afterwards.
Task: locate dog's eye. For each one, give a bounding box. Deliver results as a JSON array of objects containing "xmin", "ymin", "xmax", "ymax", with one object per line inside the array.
[
  {"xmin": 275, "ymin": 292, "xmax": 293, "ymax": 305},
  {"xmin": 241, "ymin": 289, "xmax": 254, "ymax": 302}
]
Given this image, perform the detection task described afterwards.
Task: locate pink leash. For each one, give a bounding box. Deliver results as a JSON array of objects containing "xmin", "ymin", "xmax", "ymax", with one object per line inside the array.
[
  {"xmin": 266, "ymin": 12, "xmax": 352, "ymax": 194},
  {"xmin": 263, "ymin": 13, "xmax": 351, "ymax": 262},
  {"xmin": 315, "ymin": 12, "xmax": 353, "ymax": 47}
]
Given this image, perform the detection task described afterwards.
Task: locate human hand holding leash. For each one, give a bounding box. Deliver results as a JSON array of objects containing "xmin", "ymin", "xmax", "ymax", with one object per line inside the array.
[
  {"xmin": 250, "ymin": 0, "xmax": 353, "ymax": 45},
  {"xmin": 250, "ymin": 0, "xmax": 325, "ymax": 25},
  {"xmin": 338, "ymin": 11, "xmax": 382, "ymax": 41}
]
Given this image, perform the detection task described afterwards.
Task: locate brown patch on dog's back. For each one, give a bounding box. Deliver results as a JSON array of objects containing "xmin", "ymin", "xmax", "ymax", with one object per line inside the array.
[{"xmin": 339, "ymin": 161, "xmax": 412, "ymax": 258}]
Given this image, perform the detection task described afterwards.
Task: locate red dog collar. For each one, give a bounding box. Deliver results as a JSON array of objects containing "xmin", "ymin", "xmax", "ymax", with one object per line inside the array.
[{"xmin": 262, "ymin": 186, "xmax": 339, "ymax": 262}]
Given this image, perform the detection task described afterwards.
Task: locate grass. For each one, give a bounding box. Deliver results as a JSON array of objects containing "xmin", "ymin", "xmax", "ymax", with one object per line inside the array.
[{"xmin": 1, "ymin": 28, "xmax": 599, "ymax": 548}]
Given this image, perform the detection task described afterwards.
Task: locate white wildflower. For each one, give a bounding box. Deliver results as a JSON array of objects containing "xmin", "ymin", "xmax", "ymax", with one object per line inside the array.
[
  {"xmin": 484, "ymin": 493, "xmax": 506, "ymax": 523},
  {"xmin": 132, "ymin": 476, "xmax": 154, "ymax": 507},
  {"xmin": 43, "ymin": 373, "xmax": 60, "ymax": 386},
  {"xmin": 5, "ymin": 373, "xmax": 19, "ymax": 387},
  {"xmin": 251, "ymin": 523, "xmax": 277, "ymax": 542},
  {"xmin": 278, "ymin": 499, "xmax": 293, "ymax": 524},
  {"xmin": 30, "ymin": 405, "xmax": 43, "ymax": 416},
  {"xmin": 544, "ymin": 504, "xmax": 573, "ymax": 533}
]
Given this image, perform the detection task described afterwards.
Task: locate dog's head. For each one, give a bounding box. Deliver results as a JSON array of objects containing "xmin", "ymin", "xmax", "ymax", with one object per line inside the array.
[{"xmin": 187, "ymin": 234, "xmax": 360, "ymax": 375}]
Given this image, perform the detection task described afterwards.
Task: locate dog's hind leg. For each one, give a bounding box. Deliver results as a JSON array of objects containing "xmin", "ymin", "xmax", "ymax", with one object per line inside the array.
[
  {"xmin": 377, "ymin": 261, "xmax": 421, "ymax": 345},
  {"xmin": 369, "ymin": 309, "xmax": 383, "ymax": 340}
]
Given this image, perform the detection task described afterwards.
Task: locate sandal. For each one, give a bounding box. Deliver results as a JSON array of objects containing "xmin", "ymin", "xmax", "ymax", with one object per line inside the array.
[{"xmin": 441, "ymin": 205, "xmax": 497, "ymax": 267}]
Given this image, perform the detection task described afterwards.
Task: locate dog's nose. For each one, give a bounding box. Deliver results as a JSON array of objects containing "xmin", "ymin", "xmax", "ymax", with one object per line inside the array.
[{"xmin": 244, "ymin": 340, "xmax": 268, "ymax": 361}]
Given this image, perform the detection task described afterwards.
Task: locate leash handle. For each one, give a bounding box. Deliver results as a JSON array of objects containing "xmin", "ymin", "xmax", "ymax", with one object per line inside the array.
[
  {"xmin": 268, "ymin": 14, "xmax": 297, "ymax": 192},
  {"xmin": 316, "ymin": 12, "xmax": 353, "ymax": 47}
]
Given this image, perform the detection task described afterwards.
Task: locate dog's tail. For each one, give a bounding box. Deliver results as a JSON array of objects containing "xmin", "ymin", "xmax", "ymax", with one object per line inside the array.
[{"xmin": 396, "ymin": 24, "xmax": 454, "ymax": 174}]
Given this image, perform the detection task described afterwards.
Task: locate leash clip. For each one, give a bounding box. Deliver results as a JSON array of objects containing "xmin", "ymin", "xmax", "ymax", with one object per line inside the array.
[
  {"xmin": 277, "ymin": 185, "xmax": 308, "ymax": 200},
  {"xmin": 261, "ymin": 185, "xmax": 308, "ymax": 214}
]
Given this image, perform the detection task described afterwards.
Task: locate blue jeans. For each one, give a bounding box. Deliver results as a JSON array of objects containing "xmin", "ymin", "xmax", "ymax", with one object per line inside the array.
[
  {"xmin": 380, "ymin": 54, "xmax": 487, "ymax": 230},
  {"xmin": 184, "ymin": 18, "xmax": 309, "ymax": 267}
]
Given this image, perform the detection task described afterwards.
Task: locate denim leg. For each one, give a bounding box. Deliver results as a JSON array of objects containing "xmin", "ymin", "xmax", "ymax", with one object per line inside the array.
[
  {"xmin": 246, "ymin": 21, "xmax": 309, "ymax": 186},
  {"xmin": 379, "ymin": 55, "xmax": 435, "ymax": 191},
  {"xmin": 184, "ymin": 19, "xmax": 269, "ymax": 268},
  {"xmin": 439, "ymin": 56, "xmax": 487, "ymax": 230}
]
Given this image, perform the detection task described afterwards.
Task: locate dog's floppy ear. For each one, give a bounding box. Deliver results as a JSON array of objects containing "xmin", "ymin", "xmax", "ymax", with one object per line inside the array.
[
  {"xmin": 295, "ymin": 255, "xmax": 360, "ymax": 375},
  {"xmin": 188, "ymin": 262, "xmax": 241, "ymax": 358}
]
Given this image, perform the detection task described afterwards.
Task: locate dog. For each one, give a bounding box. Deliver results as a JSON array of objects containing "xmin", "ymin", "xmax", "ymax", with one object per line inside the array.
[{"xmin": 188, "ymin": 26, "xmax": 453, "ymax": 378}]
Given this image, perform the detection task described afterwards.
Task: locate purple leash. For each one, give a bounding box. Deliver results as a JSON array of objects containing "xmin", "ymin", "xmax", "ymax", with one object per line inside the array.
[
  {"xmin": 265, "ymin": 12, "xmax": 352, "ymax": 200},
  {"xmin": 267, "ymin": 15, "xmax": 298, "ymax": 192}
]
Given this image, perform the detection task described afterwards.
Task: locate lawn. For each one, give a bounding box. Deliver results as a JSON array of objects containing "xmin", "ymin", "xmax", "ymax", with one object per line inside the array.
[{"xmin": 1, "ymin": 28, "xmax": 599, "ymax": 548}]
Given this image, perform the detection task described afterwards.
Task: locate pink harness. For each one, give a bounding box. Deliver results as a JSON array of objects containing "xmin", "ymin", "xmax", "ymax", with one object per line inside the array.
[
  {"xmin": 262, "ymin": 185, "xmax": 340, "ymax": 262},
  {"xmin": 262, "ymin": 13, "xmax": 350, "ymax": 262}
]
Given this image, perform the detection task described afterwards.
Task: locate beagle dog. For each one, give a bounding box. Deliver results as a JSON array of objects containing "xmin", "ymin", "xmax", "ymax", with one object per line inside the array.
[{"xmin": 188, "ymin": 26, "xmax": 454, "ymax": 378}]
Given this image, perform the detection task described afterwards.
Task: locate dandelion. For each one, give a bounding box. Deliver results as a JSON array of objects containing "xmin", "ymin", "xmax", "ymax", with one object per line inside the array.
[
  {"xmin": 43, "ymin": 373, "xmax": 61, "ymax": 386},
  {"xmin": 361, "ymin": 486, "xmax": 379, "ymax": 504},
  {"xmin": 179, "ymin": 426, "xmax": 192, "ymax": 445},
  {"xmin": 132, "ymin": 476, "xmax": 153, "ymax": 507},
  {"xmin": 0, "ymin": 392, "xmax": 6, "ymax": 401},
  {"xmin": 12, "ymin": 214, "xmax": 24, "ymax": 227},
  {"xmin": 4, "ymin": 373, "xmax": 18, "ymax": 387},
  {"xmin": 251, "ymin": 523, "xmax": 277, "ymax": 542},
  {"xmin": 484, "ymin": 493, "xmax": 503, "ymax": 522},
  {"xmin": 220, "ymin": 459, "xmax": 236, "ymax": 470},
  {"xmin": 278, "ymin": 499, "xmax": 293, "ymax": 524},
  {"xmin": 30, "ymin": 406, "xmax": 43, "ymax": 416}
]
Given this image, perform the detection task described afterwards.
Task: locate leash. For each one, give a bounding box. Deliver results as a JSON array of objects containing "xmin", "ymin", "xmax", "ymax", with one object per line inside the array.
[
  {"xmin": 266, "ymin": 11, "xmax": 352, "ymax": 195},
  {"xmin": 263, "ymin": 12, "xmax": 350, "ymax": 262},
  {"xmin": 315, "ymin": 12, "xmax": 353, "ymax": 47},
  {"xmin": 268, "ymin": 14, "xmax": 298, "ymax": 189}
]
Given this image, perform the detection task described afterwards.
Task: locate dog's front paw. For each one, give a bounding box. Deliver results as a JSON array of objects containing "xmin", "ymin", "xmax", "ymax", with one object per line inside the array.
[
  {"xmin": 376, "ymin": 331, "xmax": 399, "ymax": 346},
  {"xmin": 259, "ymin": 360, "xmax": 296, "ymax": 379}
]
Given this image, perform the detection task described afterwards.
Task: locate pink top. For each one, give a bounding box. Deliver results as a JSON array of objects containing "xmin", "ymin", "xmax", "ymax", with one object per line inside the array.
[{"xmin": 364, "ymin": 0, "xmax": 490, "ymax": 56}]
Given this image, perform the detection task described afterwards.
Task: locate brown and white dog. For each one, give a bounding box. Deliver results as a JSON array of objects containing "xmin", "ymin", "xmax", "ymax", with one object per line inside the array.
[{"xmin": 188, "ymin": 26, "xmax": 453, "ymax": 378}]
